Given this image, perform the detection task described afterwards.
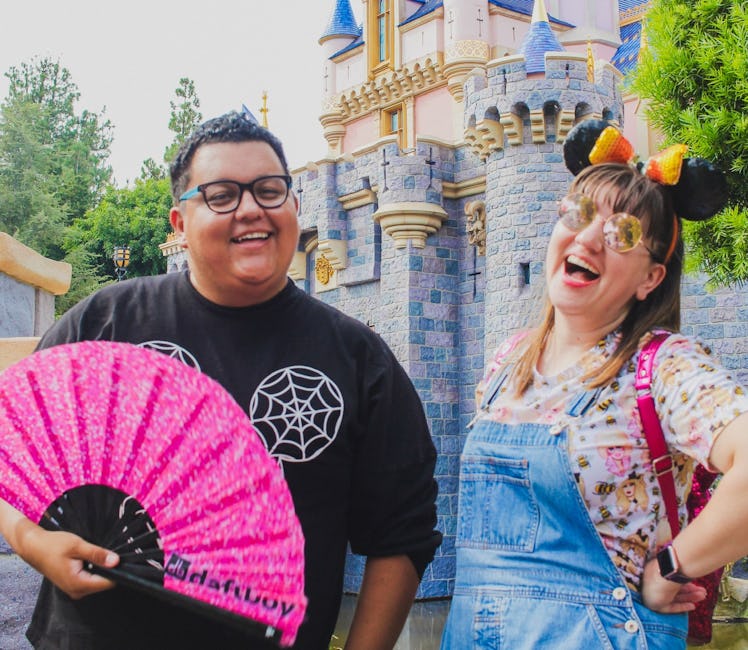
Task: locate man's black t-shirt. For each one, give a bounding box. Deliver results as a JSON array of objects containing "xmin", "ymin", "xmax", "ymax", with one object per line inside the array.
[{"xmin": 27, "ymin": 272, "xmax": 441, "ymax": 649}]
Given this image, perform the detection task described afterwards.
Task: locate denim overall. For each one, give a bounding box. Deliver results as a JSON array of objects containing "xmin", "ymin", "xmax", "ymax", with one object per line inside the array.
[{"xmin": 440, "ymin": 382, "xmax": 687, "ymax": 649}]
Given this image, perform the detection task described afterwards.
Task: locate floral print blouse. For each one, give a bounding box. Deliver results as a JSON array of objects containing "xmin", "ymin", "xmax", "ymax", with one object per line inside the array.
[{"xmin": 475, "ymin": 330, "xmax": 748, "ymax": 590}]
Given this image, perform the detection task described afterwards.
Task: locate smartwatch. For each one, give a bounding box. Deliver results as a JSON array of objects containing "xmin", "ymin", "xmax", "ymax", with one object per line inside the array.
[{"xmin": 656, "ymin": 544, "xmax": 691, "ymax": 584}]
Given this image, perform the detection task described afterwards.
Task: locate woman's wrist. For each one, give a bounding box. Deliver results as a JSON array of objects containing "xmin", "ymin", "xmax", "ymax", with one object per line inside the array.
[{"xmin": 656, "ymin": 543, "xmax": 693, "ymax": 583}]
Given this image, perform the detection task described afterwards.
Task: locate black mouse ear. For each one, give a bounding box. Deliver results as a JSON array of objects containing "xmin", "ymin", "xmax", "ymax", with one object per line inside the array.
[
  {"xmin": 563, "ymin": 119, "xmax": 611, "ymax": 175},
  {"xmin": 670, "ymin": 158, "xmax": 729, "ymax": 221}
]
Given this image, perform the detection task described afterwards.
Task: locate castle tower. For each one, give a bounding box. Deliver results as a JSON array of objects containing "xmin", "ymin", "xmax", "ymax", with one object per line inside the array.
[
  {"xmin": 442, "ymin": 0, "xmax": 490, "ymax": 102},
  {"xmin": 319, "ymin": 0, "xmax": 361, "ymax": 155},
  {"xmin": 464, "ymin": 0, "xmax": 623, "ymax": 354}
]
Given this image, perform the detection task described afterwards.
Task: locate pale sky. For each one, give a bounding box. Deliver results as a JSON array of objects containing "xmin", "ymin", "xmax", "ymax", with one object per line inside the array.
[{"xmin": 0, "ymin": 0, "xmax": 360, "ymax": 186}]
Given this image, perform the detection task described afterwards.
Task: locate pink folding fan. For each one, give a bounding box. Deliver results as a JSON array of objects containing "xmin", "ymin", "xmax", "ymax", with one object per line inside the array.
[{"xmin": 0, "ymin": 341, "xmax": 306, "ymax": 647}]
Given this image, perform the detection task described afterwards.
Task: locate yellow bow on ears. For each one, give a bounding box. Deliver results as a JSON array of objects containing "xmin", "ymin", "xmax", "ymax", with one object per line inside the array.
[{"xmin": 588, "ymin": 126, "xmax": 688, "ymax": 185}]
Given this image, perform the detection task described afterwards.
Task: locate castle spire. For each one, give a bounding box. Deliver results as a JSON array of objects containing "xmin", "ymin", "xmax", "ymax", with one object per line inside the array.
[
  {"xmin": 259, "ymin": 91, "xmax": 269, "ymax": 129},
  {"xmin": 518, "ymin": 0, "xmax": 564, "ymax": 74},
  {"xmin": 531, "ymin": 0, "xmax": 550, "ymax": 24},
  {"xmin": 319, "ymin": 0, "xmax": 360, "ymax": 43},
  {"xmin": 586, "ymin": 41, "xmax": 595, "ymax": 82}
]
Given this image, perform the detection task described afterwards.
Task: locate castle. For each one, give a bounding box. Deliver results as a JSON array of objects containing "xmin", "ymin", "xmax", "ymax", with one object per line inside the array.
[{"xmin": 162, "ymin": 0, "xmax": 748, "ymax": 599}]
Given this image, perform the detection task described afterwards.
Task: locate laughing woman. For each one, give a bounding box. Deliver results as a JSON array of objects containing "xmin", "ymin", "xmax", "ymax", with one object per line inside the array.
[{"xmin": 440, "ymin": 120, "xmax": 748, "ymax": 649}]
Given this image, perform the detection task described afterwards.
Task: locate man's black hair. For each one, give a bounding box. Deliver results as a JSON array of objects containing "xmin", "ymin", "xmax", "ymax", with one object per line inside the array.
[{"xmin": 169, "ymin": 111, "xmax": 290, "ymax": 204}]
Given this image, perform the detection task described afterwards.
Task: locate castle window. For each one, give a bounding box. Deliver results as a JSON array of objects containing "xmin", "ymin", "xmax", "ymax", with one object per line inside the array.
[
  {"xmin": 368, "ymin": 0, "xmax": 393, "ymax": 76},
  {"xmin": 520, "ymin": 262, "xmax": 530, "ymax": 288},
  {"xmin": 382, "ymin": 104, "xmax": 405, "ymax": 148},
  {"xmin": 377, "ymin": 0, "xmax": 387, "ymax": 62}
]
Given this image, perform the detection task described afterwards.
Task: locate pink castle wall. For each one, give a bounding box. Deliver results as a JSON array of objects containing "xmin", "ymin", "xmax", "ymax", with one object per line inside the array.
[
  {"xmin": 343, "ymin": 114, "xmax": 377, "ymax": 153},
  {"xmin": 415, "ymin": 88, "xmax": 456, "ymax": 141}
]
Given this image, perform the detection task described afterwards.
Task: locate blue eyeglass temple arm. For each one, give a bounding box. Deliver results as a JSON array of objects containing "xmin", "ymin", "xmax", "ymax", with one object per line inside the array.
[{"xmin": 179, "ymin": 187, "xmax": 200, "ymax": 202}]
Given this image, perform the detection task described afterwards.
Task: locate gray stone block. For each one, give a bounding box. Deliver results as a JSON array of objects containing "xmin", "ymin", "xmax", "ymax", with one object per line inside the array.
[{"xmin": 0, "ymin": 274, "xmax": 35, "ymax": 337}]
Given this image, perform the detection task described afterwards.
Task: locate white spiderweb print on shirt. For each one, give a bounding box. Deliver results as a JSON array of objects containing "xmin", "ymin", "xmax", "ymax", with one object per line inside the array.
[
  {"xmin": 250, "ymin": 366, "xmax": 344, "ymax": 464},
  {"xmin": 137, "ymin": 341, "xmax": 201, "ymax": 371}
]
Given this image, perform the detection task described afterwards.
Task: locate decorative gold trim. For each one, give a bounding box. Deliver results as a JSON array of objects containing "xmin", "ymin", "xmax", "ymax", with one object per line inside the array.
[
  {"xmin": 373, "ymin": 201, "xmax": 448, "ymax": 249},
  {"xmin": 335, "ymin": 54, "xmax": 445, "ymax": 121},
  {"xmin": 465, "ymin": 200, "xmax": 486, "ymax": 256},
  {"xmin": 381, "ymin": 101, "xmax": 406, "ymax": 149},
  {"xmin": 0, "ymin": 232, "xmax": 71, "ymax": 296},
  {"xmin": 442, "ymin": 176, "xmax": 486, "ymax": 199},
  {"xmin": 498, "ymin": 112, "xmax": 522, "ymax": 146},
  {"xmin": 338, "ymin": 188, "xmax": 378, "ymax": 210},
  {"xmin": 399, "ymin": 6, "xmax": 444, "ymax": 33},
  {"xmin": 530, "ymin": 109, "xmax": 545, "ymax": 144},
  {"xmin": 315, "ymin": 254, "xmax": 335, "ymax": 286},
  {"xmin": 0, "ymin": 337, "xmax": 40, "ymax": 373},
  {"xmin": 317, "ymin": 239, "xmax": 348, "ymax": 270},
  {"xmin": 320, "ymin": 109, "xmax": 347, "ymax": 156},
  {"xmin": 443, "ymin": 40, "xmax": 490, "ymax": 101},
  {"xmin": 465, "ymin": 118, "xmax": 504, "ymax": 160},
  {"xmin": 445, "ymin": 40, "xmax": 490, "ymax": 62},
  {"xmin": 304, "ymin": 235, "xmax": 319, "ymax": 254},
  {"xmin": 620, "ymin": 2, "xmax": 651, "ymax": 27},
  {"xmin": 557, "ymin": 109, "xmax": 576, "ymax": 142},
  {"xmin": 159, "ymin": 232, "xmax": 184, "ymax": 257},
  {"xmin": 288, "ymin": 252, "xmax": 307, "ymax": 281},
  {"xmin": 367, "ymin": 0, "xmax": 395, "ymax": 78}
]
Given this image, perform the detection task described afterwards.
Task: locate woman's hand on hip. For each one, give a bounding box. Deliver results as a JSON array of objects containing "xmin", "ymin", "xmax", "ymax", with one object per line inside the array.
[{"xmin": 641, "ymin": 556, "xmax": 706, "ymax": 613}]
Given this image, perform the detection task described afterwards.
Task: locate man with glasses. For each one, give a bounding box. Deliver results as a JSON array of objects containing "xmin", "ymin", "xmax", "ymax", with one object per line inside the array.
[{"xmin": 5, "ymin": 111, "xmax": 441, "ymax": 649}]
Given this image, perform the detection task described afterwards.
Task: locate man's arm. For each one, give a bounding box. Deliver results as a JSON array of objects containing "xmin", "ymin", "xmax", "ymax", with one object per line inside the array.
[
  {"xmin": 344, "ymin": 555, "xmax": 419, "ymax": 650},
  {"xmin": 0, "ymin": 498, "xmax": 119, "ymax": 599}
]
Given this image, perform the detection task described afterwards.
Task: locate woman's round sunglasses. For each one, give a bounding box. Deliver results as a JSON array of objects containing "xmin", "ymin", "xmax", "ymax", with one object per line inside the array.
[{"xmin": 558, "ymin": 193, "xmax": 655, "ymax": 257}]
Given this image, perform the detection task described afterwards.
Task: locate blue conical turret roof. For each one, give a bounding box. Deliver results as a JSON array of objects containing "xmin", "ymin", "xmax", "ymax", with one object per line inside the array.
[
  {"xmin": 320, "ymin": 0, "xmax": 361, "ymax": 42},
  {"xmin": 518, "ymin": 0, "xmax": 565, "ymax": 73}
]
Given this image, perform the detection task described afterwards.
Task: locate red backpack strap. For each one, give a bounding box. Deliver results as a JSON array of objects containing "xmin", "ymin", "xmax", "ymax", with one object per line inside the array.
[{"xmin": 635, "ymin": 333, "xmax": 681, "ymax": 536}]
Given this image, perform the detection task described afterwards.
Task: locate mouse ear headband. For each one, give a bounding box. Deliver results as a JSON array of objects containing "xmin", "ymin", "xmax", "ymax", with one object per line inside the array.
[
  {"xmin": 562, "ymin": 120, "xmax": 728, "ymax": 263},
  {"xmin": 564, "ymin": 119, "xmax": 728, "ymax": 220}
]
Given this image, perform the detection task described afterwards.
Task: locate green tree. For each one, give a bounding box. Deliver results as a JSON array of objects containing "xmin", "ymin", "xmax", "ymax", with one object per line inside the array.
[
  {"xmin": 66, "ymin": 177, "xmax": 173, "ymax": 283},
  {"xmin": 0, "ymin": 58, "xmax": 112, "ymax": 250},
  {"xmin": 139, "ymin": 157, "xmax": 167, "ymax": 181},
  {"xmin": 630, "ymin": 0, "xmax": 748, "ymax": 285},
  {"xmin": 163, "ymin": 77, "xmax": 202, "ymax": 165},
  {"xmin": 0, "ymin": 57, "xmax": 114, "ymax": 312}
]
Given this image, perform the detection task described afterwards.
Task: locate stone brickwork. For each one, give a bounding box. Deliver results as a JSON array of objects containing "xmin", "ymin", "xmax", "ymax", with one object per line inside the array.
[
  {"xmin": 286, "ymin": 135, "xmax": 485, "ymax": 597},
  {"xmin": 682, "ymin": 274, "xmax": 748, "ymax": 386}
]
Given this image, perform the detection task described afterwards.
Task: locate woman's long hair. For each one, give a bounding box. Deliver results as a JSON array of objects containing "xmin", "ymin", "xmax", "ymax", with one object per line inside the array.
[{"xmin": 510, "ymin": 163, "xmax": 683, "ymax": 395}]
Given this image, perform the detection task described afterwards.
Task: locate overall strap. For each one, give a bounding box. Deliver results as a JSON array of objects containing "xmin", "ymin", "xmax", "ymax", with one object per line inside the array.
[{"xmin": 635, "ymin": 333, "xmax": 681, "ymax": 536}]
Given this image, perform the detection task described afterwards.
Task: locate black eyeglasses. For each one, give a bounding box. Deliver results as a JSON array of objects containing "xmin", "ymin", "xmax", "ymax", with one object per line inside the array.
[{"xmin": 179, "ymin": 175, "xmax": 292, "ymax": 212}]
